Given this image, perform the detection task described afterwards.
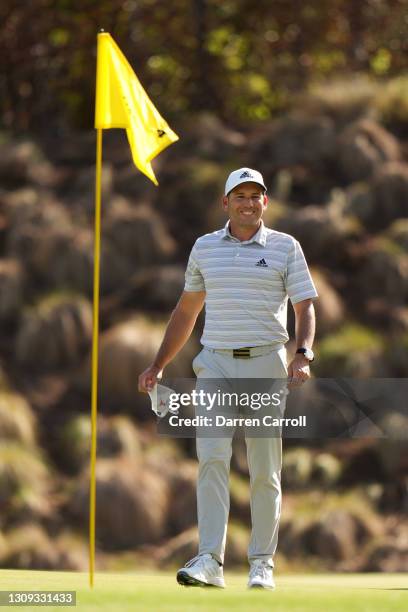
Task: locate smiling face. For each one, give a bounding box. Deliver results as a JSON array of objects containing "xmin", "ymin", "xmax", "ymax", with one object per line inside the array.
[{"xmin": 222, "ymin": 182, "xmax": 268, "ymax": 232}]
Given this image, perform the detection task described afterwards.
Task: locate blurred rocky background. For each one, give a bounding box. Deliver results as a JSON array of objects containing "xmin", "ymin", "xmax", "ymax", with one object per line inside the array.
[{"xmin": 0, "ymin": 0, "xmax": 407, "ymax": 573}]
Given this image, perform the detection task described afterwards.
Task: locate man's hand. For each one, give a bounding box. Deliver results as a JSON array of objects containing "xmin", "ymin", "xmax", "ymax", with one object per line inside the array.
[
  {"xmin": 287, "ymin": 354, "xmax": 311, "ymax": 387},
  {"xmin": 138, "ymin": 364, "xmax": 162, "ymax": 393}
]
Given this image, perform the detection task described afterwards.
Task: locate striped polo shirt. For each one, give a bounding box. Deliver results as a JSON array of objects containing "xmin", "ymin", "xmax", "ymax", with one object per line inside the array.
[{"xmin": 184, "ymin": 220, "xmax": 318, "ymax": 349}]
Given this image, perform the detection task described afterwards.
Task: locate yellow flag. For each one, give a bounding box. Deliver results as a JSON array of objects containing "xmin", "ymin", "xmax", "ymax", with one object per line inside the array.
[{"xmin": 95, "ymin": 32, "xmax": 179, "ymax": 185}]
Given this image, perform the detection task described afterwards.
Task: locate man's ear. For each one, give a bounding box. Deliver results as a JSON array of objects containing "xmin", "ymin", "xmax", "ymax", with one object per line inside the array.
[
  {"xmin": 222, "ymin": 196, "xmax": 229, "ymax": 211},
  {"xmin": 263, "ymin": 194, "xmax": 268, "ymax": 208}
]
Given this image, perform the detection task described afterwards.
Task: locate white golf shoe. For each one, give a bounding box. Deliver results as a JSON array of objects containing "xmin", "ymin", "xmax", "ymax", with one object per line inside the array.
[
  {"xmin": 177, "ymin": 553, "xmax": 225, "ymax": 588},
  {"xmin": 247, "ymin": 559, "xmax": 275, "ymax": 590}
]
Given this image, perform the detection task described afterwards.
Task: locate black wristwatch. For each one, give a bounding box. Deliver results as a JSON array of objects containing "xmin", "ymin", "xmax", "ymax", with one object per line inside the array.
[{"xmin": 296, "ymin": 347, "xmax": 314, "ymax": 362}]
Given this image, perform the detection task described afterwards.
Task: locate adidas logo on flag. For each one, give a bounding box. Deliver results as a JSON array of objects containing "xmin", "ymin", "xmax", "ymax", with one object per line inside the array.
[
  {"xmin": 240, "ymin": 171, "xmax": 254, "ymax": 179},
  {"xmin": 255, "ymin": 258, "xmax": 268, "ymax": 267}
]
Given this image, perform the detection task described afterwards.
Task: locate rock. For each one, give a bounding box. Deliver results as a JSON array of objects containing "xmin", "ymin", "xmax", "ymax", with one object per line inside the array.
[
  {"xmin": 154, "ymin": 527, "xmax": 198, "ymax": 568},
  {"xmin": 0, "ymin": 259, "xmax": 24, "ymax": 321},
  {"xmin": 78, "ymin": 316, "xmax": 164, "ymax": 410},
  {"xmin": 98, "ymin": 415, "xmax": 142, "ymax": 460},
  {"xmin": 278, "ymin": 519, "xmax": 304, "ymax": 557},
  {"xmin": 345, "ymin": 182, "xmax": 376, "ymax": 227},
  {"xmin": 301, "ymin": 78, "xmax": 378, "ymax": 126},
  {"xmin": 57, "ymin": 414, "xmax": 91, "ymax": 474},
  {"xmin": 0, "ymin": 392, "xmax": 37, "ymax": 447},
  {"xmin": 103, "ymin": 200, "xmax": 177, "ymax": 267},
  {"xmin": 0, "ymin": 443, "xmax": 52, "ymax": 525},
  {"xmin": 181, "ymin": 113, "xmax": 245, "ymax": 161},
  {"xmin": 251, "ymin": 113, "xmax": 336, "ymax": 173},
  {"xmin": 1, "ymin": 525, "xmax": 60, "ymax": 570},
  {"xmin": 77, "ymin": 317, "xmax": 197, "ymax": 412},
  {"xmin": 364, "ymin": 541, "xmax": 408, "ymax": 572},
  {"xmin": 225, "ymin": 521, "xmax": 250, "ymax": 567},
  {"xmin": 56, "ymin": 413, "xmax": 142, "ymax": 475},
  {"xmin": 384, "ymin": 336, "xmax": 408, "ymax": 376},
  {"xmin": 0, "ymin": 187, "xmax": 40, "ymax": 223},
  {"xmin": 166, "ymin": 461, "xmax": 197, "ymax": 535},
  {"xmin": 15, "ymin": 294, "xmax": 93, "ymax": 372},
  {"xmin": 315, "ymin": 323, "xmax": 384, "ymax": 377},
  {"xmin": 356, "ymin": 241, "xmax": 408, "ymax": 306},
  {"xmin": 5, "ymin": 194, "xmax": 74, "ymax": 285},
  {"xmin": 0, "ymin": 141, "xmax": 58, "ymax": 188},
  {"xmin": 49, "ymin": 228, "xmax": 132, "ymax": 296},
  {"xmin": 363, "ymin": 298, "xmax": 408, "ymax": 334},
  {"xmin": 64, "ymin": 164, "xmax": 113, "ymax": 216},
  {"xmin": 346, "ymin": 166, "xmax": 408, "ymax": 234},
  {"xmin": 270, "ymin": 165, "xmax": 335, "ymax": 206},
  {"xmin": 311, "ymin": 453, "xmax": 342, "ymax": 487},
  {"xmin": 115, "ymin": 164, "xmax": 157, "ymax": 200},
  {"xmin": 0, "ymin": 531, "xmax": 8, "ymax": 564},
  {"xmin": 154, "ymin": 522, "xmax": 249, "ymax": 568},
  {"xmin": 3, "ymin": 189, "xmax": 71, "ymax": 231},
  {"xmin": 8, "ymin": 223, "xmax": 73, "ymax": 288},
  {"xmin": 300, "ymin": 511, "xmax": 362, "ymax": 561},
  {"xmin": 53, "ymin": 533, "xmax": 88, "ymax": 571},
  {"xmin": 275, "ymin": 203, "xmax": 359, "ymax": 263},
  {"xmin": 123, "ymin": 265, "xmax": 186, "ymax": 312},
  {"xmin": 310, "ymin": 268, "xmax": 345, "ymax": 336},
  {"xmin": 375, "ymin": 76, "xmax": 408, "ymax": 131},
  {"xmin": 386, "ymin": 219, "xmax": 408, "ymax": 252},
  {"xmin": 45, "ymin": 131, "xmax": 95, "ymax": 165},
  {"xmin": 371, "ymin": 162, "xmax": 408, "ymax": 230},
  {"xmin": 340, "ymin": 442, "xmax": 385, "ymax": 485},
  {"xmin": 336, "ymin": 119, "xmax": 400, "ymax": 183},
  {"xmin": 68, "ymin": 458, "xmax": 169, "ymax": 550},
  {"xmin": 153, "ymin": 159, "xmax": 226, "ymax": 252},
  {"xmin": 374, "ymin": 439, "xmax": 408, "ymax": 511},
  {"xmin": 282, "ymin": 448, "xmax": 314, "ymax": 489},
  {"xmin": 1, "ymin": 524, "xmax": 84, "ymax": 570}
]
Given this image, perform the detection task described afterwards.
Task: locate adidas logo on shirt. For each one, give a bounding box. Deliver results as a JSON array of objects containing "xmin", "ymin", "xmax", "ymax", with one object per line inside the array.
[
  {"xmin": 240, "ymin": 171, "xmax": 254, "ymax": 179},
  {"xmin": 255, "ymin": 258, "xmax": 268, "ymax": 267}
]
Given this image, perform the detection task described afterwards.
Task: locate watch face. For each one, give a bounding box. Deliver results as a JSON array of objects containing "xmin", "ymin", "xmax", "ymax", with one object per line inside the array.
[
  {"xmin": 298, "ymin": 348, "xmax": 314, "ymax": 360},
  {"xmin": 305, "ymin": 349, "xmax": 314, "ymax": 361}
]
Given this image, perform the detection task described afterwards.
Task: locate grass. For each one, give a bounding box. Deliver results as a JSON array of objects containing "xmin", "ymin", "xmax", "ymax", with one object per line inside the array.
[{"xmin": 0, "ymin": 570, "xmax": 406, "ymax": 612}]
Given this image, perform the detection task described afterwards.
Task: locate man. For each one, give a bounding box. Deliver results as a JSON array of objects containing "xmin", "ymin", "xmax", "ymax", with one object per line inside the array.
[{"xmin": 138, "ymin": 167, "xmax": 318, "ymax": 590}]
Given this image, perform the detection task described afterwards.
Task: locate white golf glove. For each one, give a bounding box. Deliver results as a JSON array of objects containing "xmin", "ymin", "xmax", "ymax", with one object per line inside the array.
[{"xmin": 148, "ymin": 383, "xmax": 179, "ymax": 418}]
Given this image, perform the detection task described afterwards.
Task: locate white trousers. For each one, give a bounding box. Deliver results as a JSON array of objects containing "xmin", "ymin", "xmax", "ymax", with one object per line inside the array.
[{"xmin": 193, "ymin": 345, "xmax": 288, "ymax": 566}]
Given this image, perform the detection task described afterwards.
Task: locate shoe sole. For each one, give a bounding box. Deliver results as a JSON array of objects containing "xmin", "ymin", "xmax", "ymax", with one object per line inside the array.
[
  {"xmin": 177, "ymin": 570, "xmax": 225, "ymax": 588},
  {"xmin": 248, "ymin": 583, "xmax": 275, "ymax": 590}
]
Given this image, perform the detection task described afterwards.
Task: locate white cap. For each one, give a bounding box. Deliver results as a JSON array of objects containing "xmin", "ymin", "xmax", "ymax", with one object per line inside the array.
[{"xmin": 224, "ymin": 167, "xmax": 267, "ymax": 196}]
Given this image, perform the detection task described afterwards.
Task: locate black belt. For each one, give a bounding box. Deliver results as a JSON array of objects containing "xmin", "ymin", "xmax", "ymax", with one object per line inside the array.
[{"xmin": 232, "ymin": 347, "xmax": 252, "ymax": 359}]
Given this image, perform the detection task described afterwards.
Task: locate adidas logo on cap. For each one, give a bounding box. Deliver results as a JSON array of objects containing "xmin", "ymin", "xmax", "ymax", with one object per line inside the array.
[{"xmin": 225, "ymin": 167, "xmax": 267, "ymax": 196}]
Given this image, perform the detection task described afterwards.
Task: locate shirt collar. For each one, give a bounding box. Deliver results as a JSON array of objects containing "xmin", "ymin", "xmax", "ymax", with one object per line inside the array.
[{"xmin": 221, "ymin": 220, "xmax": 267, "ymax": 247}]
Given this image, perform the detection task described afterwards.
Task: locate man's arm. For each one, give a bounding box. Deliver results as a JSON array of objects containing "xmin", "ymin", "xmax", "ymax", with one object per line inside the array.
[
  {"xmin": 287, "ymin": 298, "xmax": 316, "ymax": 383},
  {"xmin": 138, "ymin": 290, "xmax": 205, "ymax": 393}
]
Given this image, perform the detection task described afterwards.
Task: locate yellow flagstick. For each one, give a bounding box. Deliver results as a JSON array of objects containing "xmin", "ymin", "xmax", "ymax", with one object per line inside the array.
[
  {"xmin": 89, "ymin": 127, "xmax": 103, "ymax": 588},
  {"xmin": 90, "ymin": 29, "xmax": 179, "ymax": 588}
]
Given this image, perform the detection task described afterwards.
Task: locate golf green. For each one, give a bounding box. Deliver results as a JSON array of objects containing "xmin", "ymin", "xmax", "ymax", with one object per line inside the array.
[{"xmin": 0, "ymin": 570, "xmax": 406, "ymax": 611}]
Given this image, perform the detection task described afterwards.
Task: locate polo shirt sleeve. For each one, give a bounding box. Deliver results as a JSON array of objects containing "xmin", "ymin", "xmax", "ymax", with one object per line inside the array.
[
  {"xmin": 285, "ymin": 240, "xmax": 318, "ymax": 304},
  {"xmin": 184, "ymin": 242, "xmax": 205, "ymax": 292}
]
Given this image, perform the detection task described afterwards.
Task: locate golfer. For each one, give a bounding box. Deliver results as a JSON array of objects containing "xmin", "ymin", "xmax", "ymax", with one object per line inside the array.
[{"xmin": 138, "ymin": 168, "xmax": 318, "ymax": 589}]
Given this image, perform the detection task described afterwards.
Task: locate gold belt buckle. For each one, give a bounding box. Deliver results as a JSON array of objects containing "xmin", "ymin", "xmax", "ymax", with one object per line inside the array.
[{"xmin": 233, "ymin": 347, "xmax": 251, "ymax": 359}]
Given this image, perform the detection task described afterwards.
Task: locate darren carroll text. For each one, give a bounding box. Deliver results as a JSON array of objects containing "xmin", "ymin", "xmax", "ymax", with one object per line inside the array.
[{"xmin": 168, "ymin": 415, "xmax": 307, "ymax": 428}]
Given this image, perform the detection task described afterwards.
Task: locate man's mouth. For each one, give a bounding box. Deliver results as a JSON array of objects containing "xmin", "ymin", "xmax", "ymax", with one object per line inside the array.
[{"xmin": 240, "ymin": 210, "xmax": 255, "ymax": 216}]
